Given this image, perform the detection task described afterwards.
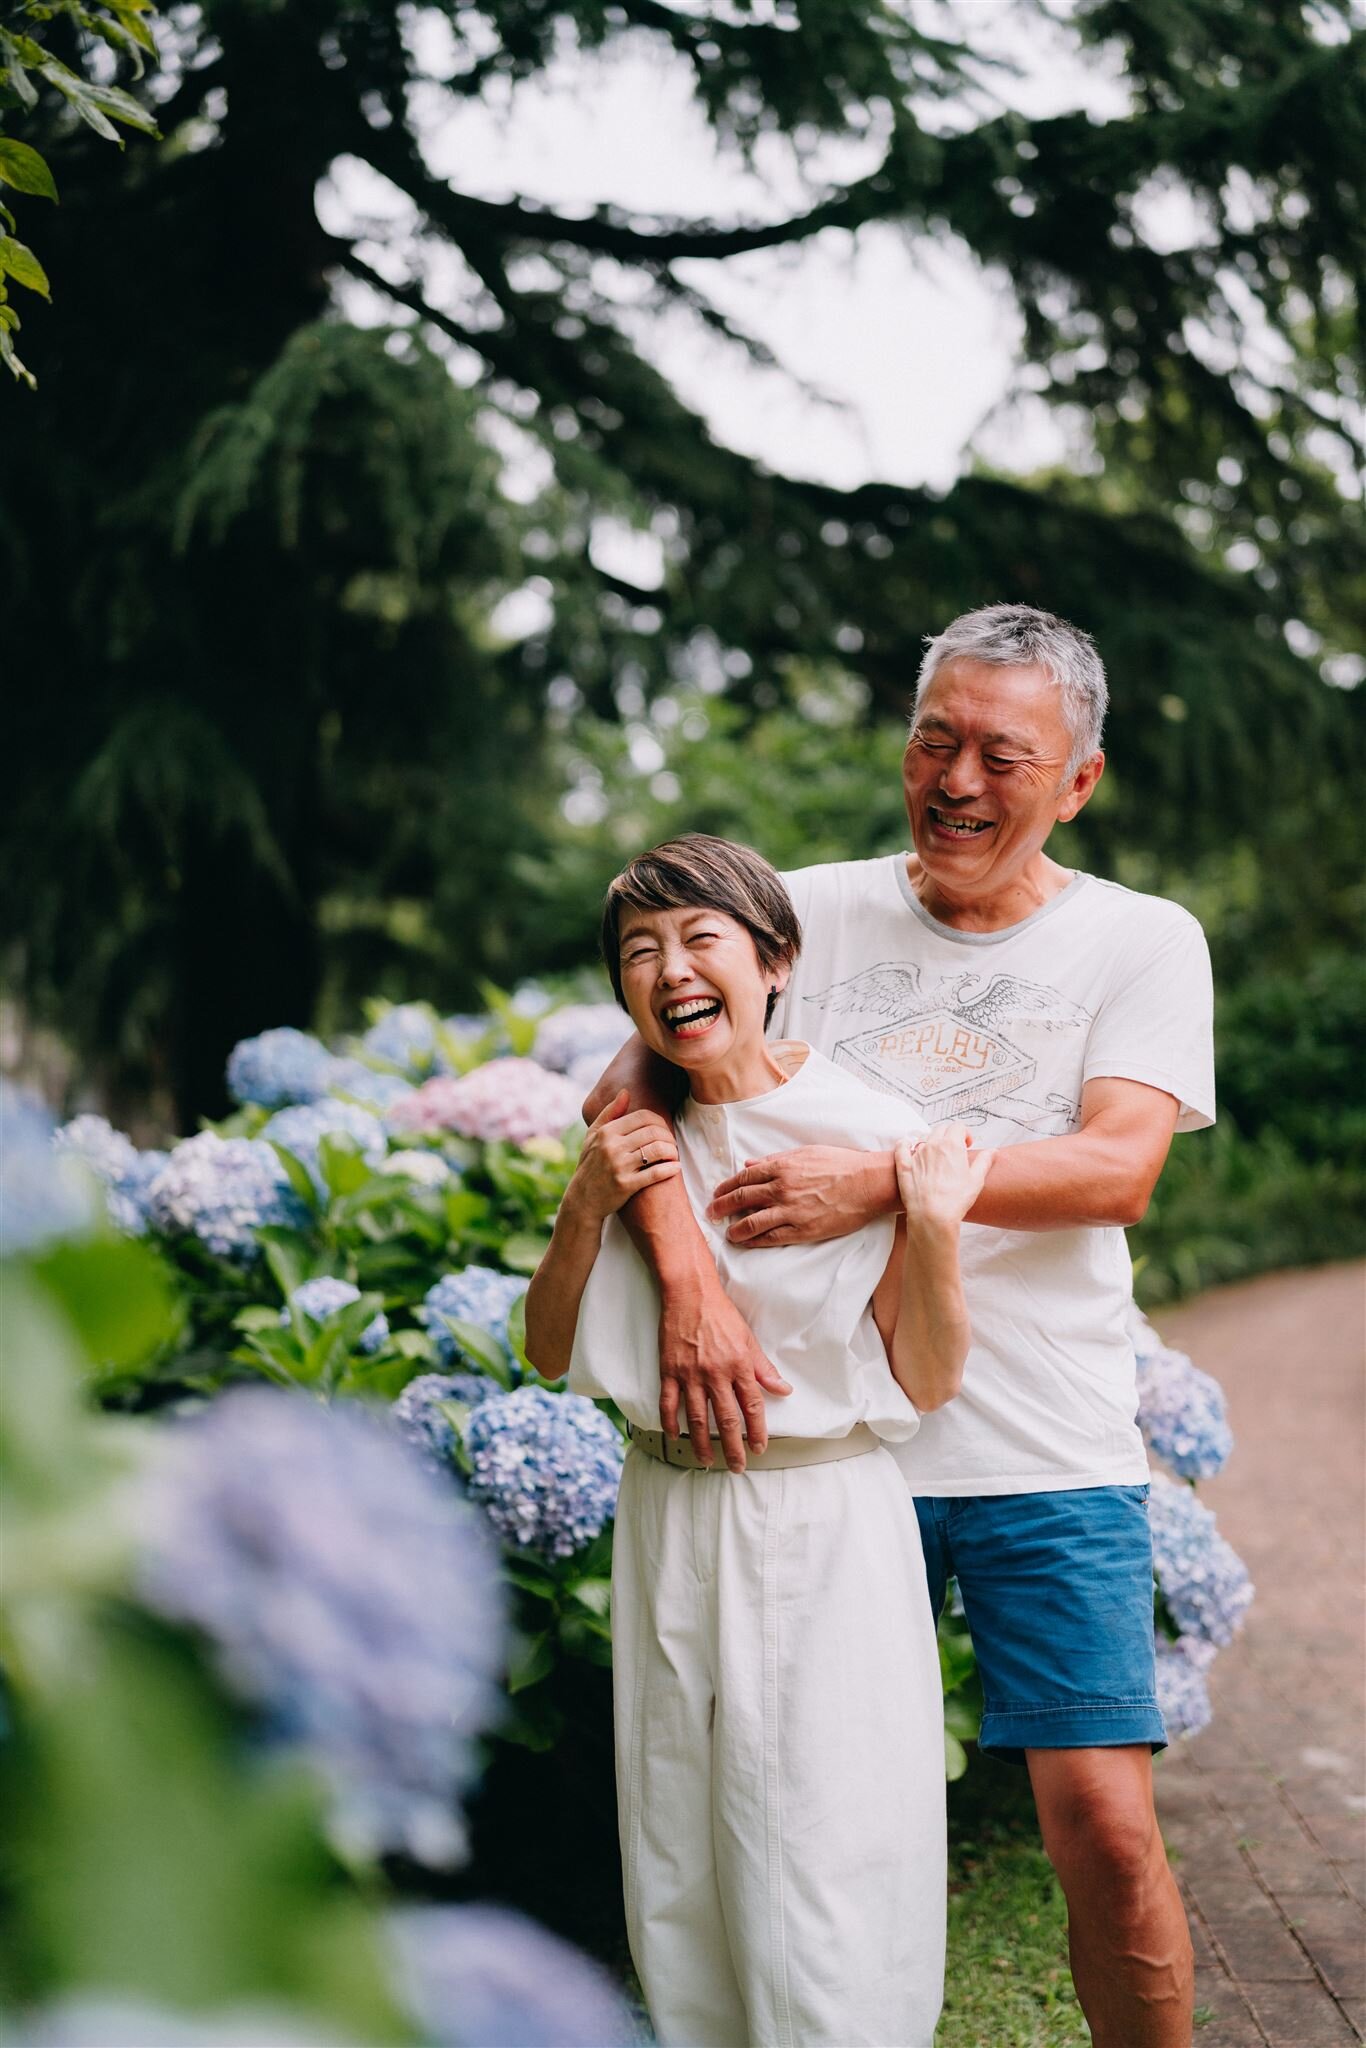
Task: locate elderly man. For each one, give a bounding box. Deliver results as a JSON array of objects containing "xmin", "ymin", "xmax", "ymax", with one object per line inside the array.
[{"xmin": 586, "ymin": 603, "xmax": 1213, "ymax": 2048}]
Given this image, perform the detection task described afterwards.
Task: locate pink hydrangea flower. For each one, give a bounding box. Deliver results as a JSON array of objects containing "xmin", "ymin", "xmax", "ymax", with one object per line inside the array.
[{"xmin": 388, "ymin": 1059, "xmax": 581, "ymax": 1144}]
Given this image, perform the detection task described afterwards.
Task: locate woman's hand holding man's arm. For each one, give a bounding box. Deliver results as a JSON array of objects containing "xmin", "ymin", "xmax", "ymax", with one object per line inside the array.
[{"xmin": 580, "ymin": 1034, "xmax": 792, "ymax": 1473}]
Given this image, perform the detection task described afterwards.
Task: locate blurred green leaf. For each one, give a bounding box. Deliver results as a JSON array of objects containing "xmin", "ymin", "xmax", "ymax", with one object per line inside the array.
[{"xmin": 0, "ymin": 138, "xmax": 57, "ymax": 199}]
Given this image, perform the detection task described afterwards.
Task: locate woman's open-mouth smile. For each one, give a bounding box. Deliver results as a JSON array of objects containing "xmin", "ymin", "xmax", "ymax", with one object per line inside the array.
[{"xmin": 660, "ymin": 996, "xmax": 725, "ymax": 1038}]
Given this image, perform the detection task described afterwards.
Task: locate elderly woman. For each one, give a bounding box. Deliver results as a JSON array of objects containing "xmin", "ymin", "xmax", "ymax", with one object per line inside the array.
[{"xmin": 525, "ymin": 835, "xmax": 986, "ymax": 2048}]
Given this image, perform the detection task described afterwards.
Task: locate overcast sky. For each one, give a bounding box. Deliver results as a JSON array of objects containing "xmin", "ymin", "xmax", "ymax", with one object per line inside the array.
[{"xmin": 324, "ymin": 2, "xmax": 1146, "ymax": 495}]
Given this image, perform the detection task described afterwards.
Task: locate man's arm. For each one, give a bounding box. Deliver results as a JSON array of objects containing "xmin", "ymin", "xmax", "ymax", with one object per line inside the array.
[
  {"xmin": 581, "ymin": 1033, "xmax": 792, "ymax": 1471},
  {"xmin": 709, "ymin": 1076, "xmax": 1183, "ymax": 1244}
]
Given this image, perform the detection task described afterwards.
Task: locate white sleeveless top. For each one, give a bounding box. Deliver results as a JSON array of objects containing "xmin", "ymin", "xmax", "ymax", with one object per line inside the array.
[{"xmin": 567, "ymin": 1045, "xmax": 929, "ymax": 1442}]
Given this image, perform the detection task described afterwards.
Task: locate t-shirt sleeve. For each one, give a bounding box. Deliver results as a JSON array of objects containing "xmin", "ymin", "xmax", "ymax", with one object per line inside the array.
[
  {"xmin": 769, "ymin": 864, "xmax": 821, "ymax": 1042},
  {"xmin": 1083, "ymin": 909, "xmax": 1216, "ymax": 1132}
]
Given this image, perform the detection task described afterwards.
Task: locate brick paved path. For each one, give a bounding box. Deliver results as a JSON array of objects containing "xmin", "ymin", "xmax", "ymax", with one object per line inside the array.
[{"xmin": 1154, "ymin": 1262, "xmax": 1366, "ymax": 2048}]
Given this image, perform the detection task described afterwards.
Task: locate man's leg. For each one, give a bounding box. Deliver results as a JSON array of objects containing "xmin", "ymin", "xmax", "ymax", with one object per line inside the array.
[
  {"xmin": 935, "ymin": 1486, "xmax": 1186, "ymax": 2047},
  {"xmin": 1028, "ymin": 1745, "xmax": 1193, "ymax": 2048}
]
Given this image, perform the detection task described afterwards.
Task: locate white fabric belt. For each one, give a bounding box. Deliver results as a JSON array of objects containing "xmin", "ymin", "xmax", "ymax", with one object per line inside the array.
[{"xmin": 626, "ymin": 1421, "xmax": 882, "ymax": 1472}]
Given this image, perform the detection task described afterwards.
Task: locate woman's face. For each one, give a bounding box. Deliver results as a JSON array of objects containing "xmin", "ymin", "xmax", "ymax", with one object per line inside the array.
[{"xmin": 618, "ymin": 903, "xmax": 788, "ymax": 1078}]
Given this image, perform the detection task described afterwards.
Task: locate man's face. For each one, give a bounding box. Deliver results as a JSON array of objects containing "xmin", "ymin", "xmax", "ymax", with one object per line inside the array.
[{"xmin": 902, "ymin": 658, "xmax": 1102, "ymax": 899}]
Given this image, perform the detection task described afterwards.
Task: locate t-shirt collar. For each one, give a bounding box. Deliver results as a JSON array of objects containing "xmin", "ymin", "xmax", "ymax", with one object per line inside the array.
[{"xmin": 891, "ymin": 854, "xmax": 1087, "ymax": 947}]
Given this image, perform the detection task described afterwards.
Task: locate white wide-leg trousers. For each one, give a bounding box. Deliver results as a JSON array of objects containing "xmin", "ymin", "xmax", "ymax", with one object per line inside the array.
[{"xmin": 611, "ymin": 1444, "xmax": 946, "ymax": 2048}]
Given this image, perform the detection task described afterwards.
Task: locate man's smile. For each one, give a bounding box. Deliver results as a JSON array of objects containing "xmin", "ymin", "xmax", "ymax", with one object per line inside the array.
[{"xmin": 927, "ymin": 805, "xmax": 995, "ymax": 839}]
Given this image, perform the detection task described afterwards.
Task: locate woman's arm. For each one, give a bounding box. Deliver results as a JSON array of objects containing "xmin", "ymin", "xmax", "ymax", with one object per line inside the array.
[
  {"xmin": 871, "ymin": 1126, "xmax": 991, "ymax": 1412},
  {"xmin": 523, "ymin": 1091, "xmax": 681, "ymax": 1382}
]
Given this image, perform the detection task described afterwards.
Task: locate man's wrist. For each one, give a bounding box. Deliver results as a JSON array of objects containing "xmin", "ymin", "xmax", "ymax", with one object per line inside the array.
[{"xmin": 867, "ymin": 1151, "xmax": 901, "ymax": 1218}]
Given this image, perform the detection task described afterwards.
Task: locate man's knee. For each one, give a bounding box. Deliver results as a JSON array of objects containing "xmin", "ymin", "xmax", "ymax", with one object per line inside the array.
[{"xmin": 1030, "ymin": 1752, "xmax": 1164, "ymax": 1905}]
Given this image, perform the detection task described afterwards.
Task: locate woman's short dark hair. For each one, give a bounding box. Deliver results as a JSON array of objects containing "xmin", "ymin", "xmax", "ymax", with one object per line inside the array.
[{"xmin": 601, "ymin": 834, "xmax": 802, "ymax": 1029}]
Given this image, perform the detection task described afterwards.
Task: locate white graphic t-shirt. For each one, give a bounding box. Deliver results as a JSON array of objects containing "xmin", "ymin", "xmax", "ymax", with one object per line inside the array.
[{"xmin": 768, "ymin": 855, "xmax": 1216, "ymax": 1496}]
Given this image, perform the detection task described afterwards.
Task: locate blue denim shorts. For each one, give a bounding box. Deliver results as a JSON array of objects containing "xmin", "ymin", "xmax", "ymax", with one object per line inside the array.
[{"xmin": 914, "ymin": 1485, "xmax": 1166, "ymax": 1765}]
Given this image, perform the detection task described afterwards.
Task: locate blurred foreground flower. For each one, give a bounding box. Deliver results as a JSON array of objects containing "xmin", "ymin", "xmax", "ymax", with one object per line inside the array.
[
  {"xmin": 389, "ymin": 1059, "xmax": 580, "ymax": 1144},
  {"xmin": 283, "ymin": 1277, "xmax": 389, "ymax": 1356},
  {"xmin": 465, "ymin": 1387, "xmax": 624, "ymax": 1562},
  {"xmin": 1155, "ymin": 1634, "xmax": 1216, "ymax": 1741},
  {"xmin": 1149, "ymin": 1472, "xmax": 1254, "ymax": 1648},
  {"xmin": 227, "ymin": 1028, "xmax": 337, "ymax": 1108},
  {"xmin": 421, "ymin": 1266, "xmax": 527, "ymax": 1371},
  {"xmin": 144, "ymin": 1132, "xmax": 311, "ymax": 1261},
  {"xmin": 137, "ymin": 1389, "xmax": 505, "ymax": 1867},
  {"xmin": 389, "ymin": 1904, "xmax": 637, "ymax": 2048},
  {"xmin": 15, "ymin": 2000, "xmax": 354, "ymax": 2046},
  {"xmin": 1, "ymin": 1082, "xmax": 102, "ymax": 1254}
]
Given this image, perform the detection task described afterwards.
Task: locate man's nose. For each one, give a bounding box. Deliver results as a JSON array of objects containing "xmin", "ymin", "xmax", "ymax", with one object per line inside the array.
[{"xmin": 939, "ymin": 750, "xmax": 984, "ymax": 799}]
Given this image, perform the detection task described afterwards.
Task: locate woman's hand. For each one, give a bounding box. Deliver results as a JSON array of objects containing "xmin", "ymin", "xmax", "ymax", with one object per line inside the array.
[
  {"xmin": 564, "ymin": 1089, "xmax": 681, "ymax": 1225},
  {"xmin": 894, "ymin": 1124, "xmax": 993, "ymax": 1232}
]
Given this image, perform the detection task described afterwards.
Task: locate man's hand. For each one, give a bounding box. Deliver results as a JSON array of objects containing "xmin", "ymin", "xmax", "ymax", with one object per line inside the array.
[
  {"xmin": 658, "ymin": 1266, "xmax": 792, "ymax": 1471},
  {"xmin": 708, "ymin": 1145, "xmax": 899, "ymax": 1248}
]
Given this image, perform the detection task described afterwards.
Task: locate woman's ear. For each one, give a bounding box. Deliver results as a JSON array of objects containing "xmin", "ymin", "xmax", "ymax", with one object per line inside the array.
[{"xmin": 769, "ymin": 956, "xmax": 792, "ymax": 996}]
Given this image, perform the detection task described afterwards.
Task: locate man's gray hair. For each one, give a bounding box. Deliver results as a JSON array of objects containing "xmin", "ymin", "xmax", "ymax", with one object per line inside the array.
[{"xmin": 913, "ymin": 604, "xmax": 1108, "ymax": 776}]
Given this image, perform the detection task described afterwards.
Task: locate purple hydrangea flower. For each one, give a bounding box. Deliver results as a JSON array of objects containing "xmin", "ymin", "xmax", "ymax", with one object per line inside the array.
[
  {"xmin": 282, "ymin": 1277, "xmax": 389, "ymax": 1356},
  {"xmin": 137, "ymin": 1388, "xmax": 505, "ymax": 1868},
  {"xmin": 261, "ymin": 1101, "xmax": 388, "ymax": 1197},
  {"xmin": 1, "ymin": 1081, "xmax": 100, "ymax": 1254},
  {"xmin": 532, "ymin": 1003, "xmax": 633, "ymax": 1077},
  {"xmin": 388, "ymin": 1060, "xmax": 580, "ymax": 1145},
  {"xmin": 421, "ymin": 1267, "xmax": 528, "ymax": 1372},
  {"xmin": 143, "ymin": 1133, "xmax": 311, "ymax": 1263},
  {"xmin": 392, "ymin": 1371, "xmax": 494, "ymax": 1471},
  {"xmin": 464, "ymin": 1387, "xmax": 624, "ymax": 1561},
  {"xmin": 1149, "ymin": 1472, "xmax": 1255, "ymax": 1648},
  {"xmin": 226, "ymin": 1028, "xmax": 336, "ymax": 1108},
  {"xmin": 388, "ymin": 1904, "xmax": 638, "ymax": 2048},
  {"xmin": 1136, "ymin": 1342, "xmax": 1234, "ymax": 1481},
  {"xmin": 1155, "ymin": 1634, "xmax": 1216, "ymax": 1741}
]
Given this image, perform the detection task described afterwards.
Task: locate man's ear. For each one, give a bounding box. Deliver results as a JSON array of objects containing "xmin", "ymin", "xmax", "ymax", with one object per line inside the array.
[{"xmin": 1056, "ymin": 750, "xmax": 1105, "ymax": 825}]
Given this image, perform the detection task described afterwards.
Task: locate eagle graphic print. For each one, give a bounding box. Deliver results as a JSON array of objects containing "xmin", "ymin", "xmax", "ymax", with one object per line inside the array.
[{"xmin": 805, "ymin": 963, "xmax": 1094, "ymax": 1135}]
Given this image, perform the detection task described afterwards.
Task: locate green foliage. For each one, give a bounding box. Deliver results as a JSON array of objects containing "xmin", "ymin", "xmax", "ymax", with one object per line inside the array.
[
  {"xmin": 0, "ymin": 0, "xmax": 159, "ymax": 383},
  {"xmin": 0, "ymin": 1244, "xmax": 411, "ymax": 2034}
]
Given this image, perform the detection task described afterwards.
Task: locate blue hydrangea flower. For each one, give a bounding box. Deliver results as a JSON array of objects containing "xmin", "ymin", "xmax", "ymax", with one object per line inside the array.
[
  {"xmin": 226, "ymin": 1027, "xmax": 336, "ymax": 1108},
  {"xmin": 388, "ymin": 1904, "xmax": 637, "ymax": 2048},
  {"xmin": 1149, "ymin": 1472, "xmax": 1255, "ymax": 1648},
  {"xmin": 261, "ymin": 1101, "xmax": 388, "ymax": 1197},
  {"xmin": 137, "ymin": 1387, "xmax": 505, "ymax": 1868},
  {"xmin": 464, "ymin": 1387, "xmax": 625, "ymax": 1561},
  {"xmin": 1155, "ymin": 1634, "xmax": 1216, "ymax": 1741},
  {"xmin": 421, "ymin": 1267, "xmax": 528, "ymax": 1371},
  {"xmin": 361, "ymin": 1003, "xmax": 445, "ymax": 1075},
  {"xmin": 322, "ymin": 1058, "xmax": 415, "ymax": 1112},
  {"xmin": 282, "ymin": 1277, "xmax": 389, "ymax": 1356},
  {"xmin": 533, "ymin": 1002, "xmax": 633, "ymax": 1077},
  {"xmin": 54, "ymin": 1114, "xmax": 167, "ymax": 1237},
  {"xmin": 392, "ymin": 1371, "xmax": 494, "ymax": 1472},
  {"xmin": 1136, "ymin": 1342, "xmax": 1233, "ymax": 1481},
  {"xmin": 143, "ymin": 1133, "xmax": 311, "ymax": 1263},
  {"xmin": 1, "ymin": 1081, "xmax": 100, "ymax": 1254}
]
